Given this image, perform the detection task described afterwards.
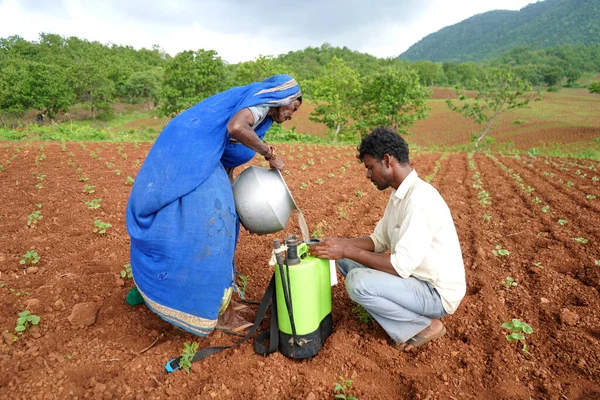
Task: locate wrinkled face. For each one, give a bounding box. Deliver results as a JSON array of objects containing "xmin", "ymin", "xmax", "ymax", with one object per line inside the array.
[
  {"xmin": 272, "ymin": 99, "xmax": 301, "ymax": 123},
  {"xmin": 363, "ymin": 154, "xmax": 392, "ymax": 191}
]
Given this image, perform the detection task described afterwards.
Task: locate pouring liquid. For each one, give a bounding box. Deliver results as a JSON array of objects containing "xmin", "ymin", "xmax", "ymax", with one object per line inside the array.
[{"xmin": 296, "ymin": 209, "xmax": 311, "ymax": 244}]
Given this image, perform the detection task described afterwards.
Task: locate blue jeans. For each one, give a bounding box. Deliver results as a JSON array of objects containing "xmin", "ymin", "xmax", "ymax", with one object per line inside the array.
[{"xmin": 337, "ymin": 258, "xmax": 446, "ymax": 343}]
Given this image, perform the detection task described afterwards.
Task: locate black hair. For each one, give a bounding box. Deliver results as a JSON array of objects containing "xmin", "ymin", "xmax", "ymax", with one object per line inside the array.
[
  {"xmin": 297, "ymin": 95, "xmax": 303, "ymax": 104},
  {"xmin": 357, "ymin": 126, "xmax": 409, "ymax": 164}
]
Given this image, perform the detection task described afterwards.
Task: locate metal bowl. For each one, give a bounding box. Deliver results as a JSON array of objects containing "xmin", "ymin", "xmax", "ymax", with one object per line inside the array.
[{"xmin": 232, "ymin": 166, "xmax": 297, "ymax": 234}]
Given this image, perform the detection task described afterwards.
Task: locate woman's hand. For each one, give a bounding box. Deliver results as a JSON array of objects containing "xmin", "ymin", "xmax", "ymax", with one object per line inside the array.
[{"xmin": 268, "ymin": 152, "xmax": 285, "ymax": 171}]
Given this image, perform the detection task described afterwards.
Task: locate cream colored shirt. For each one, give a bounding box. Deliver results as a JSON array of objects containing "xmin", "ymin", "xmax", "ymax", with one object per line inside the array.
[{"xmin": 369, "ymin": 170, "xmax": 466, "ymax": 313}]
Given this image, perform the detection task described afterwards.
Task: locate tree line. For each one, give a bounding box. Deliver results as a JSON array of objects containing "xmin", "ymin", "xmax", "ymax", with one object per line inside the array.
[{"xmin": 1, "ymin": 33, "xmax": 598, "ymax": 136}]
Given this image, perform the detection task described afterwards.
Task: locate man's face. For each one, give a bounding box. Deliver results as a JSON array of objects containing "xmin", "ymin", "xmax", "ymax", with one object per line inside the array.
[
  {"xmin": 272, "ymin": 99, "xmax": 301, "ymax": 124},
  {"xmin": 363, "ymin": 154, "xmax": 392, "ymax": 191}
]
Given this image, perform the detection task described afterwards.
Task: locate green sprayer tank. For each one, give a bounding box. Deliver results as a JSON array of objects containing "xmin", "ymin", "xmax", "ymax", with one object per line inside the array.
[{"xmin": 274, "ymin": 236, "xmax": 333, "ymax": 359}]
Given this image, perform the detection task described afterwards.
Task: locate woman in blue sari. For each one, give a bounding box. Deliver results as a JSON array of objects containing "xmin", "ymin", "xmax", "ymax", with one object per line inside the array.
[{"xmin": 126, "ymin": 75, "xmax": 302, "ymax": 336}]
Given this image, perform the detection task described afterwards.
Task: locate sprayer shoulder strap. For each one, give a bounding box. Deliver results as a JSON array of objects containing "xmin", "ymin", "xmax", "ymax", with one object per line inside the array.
[{"xmin": 165, "ymin": 273, "xmax": 278, "ymax": 373}]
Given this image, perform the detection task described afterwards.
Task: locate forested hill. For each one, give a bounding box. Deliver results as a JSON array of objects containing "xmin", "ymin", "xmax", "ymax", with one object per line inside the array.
[{"xmin": 399, "ymin": 0, "xmax": 600, "ymax": 62}]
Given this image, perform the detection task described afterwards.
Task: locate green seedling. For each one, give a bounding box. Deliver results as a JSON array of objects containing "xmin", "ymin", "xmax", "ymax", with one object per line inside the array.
[
  {"xmin": 327, "ymin": 173, "xmax": 335, "ymax": 178},
  {"xmin": 339, "ymin": 166, "xmax": 346, "ymax": 174},
  {"xmin": 9, "ymin": 289, "xmax": 30, "ymax": 297},
  {"xmin": 502, "ymin": 319, "xmax": 533, "ymax": 355},
  {"xmin": 125, "ymin": 176, "xmax": 135, "ymax": 186},
  {"xmin": 502, "ymin": 276, "xmax": 518, "ymax": 289},
  {"xmin": 93, "ymin": 220, "xmax": 112, "ymax": 235},
  {"xmin": 573, "ymin": 237, "xmax": 588, "ymax": 244},
  {"xmin": 79, "ymin": 175, "xmax": 89, "ymax": 182},
  {"xmin": 533, "ymin": 261, "xmax": 543, "ymax": 268},
  {"xmin": 492, "ymin": 245, "xmax": 509, "ymax": 257},
  {"xmin": 20, "ymin": 250, "xmax": 40, "ymax": 266},
  {"xmin": 179, "ymin": 342, "xmax": 199, "ymax": 374},
  {"xmin": 557, "ymin": 219, "xmax": 568, "ymax": 226},
  {"xmin": 352, "ymin": 303, "xmax": 374, "ymax": 325},
  {"xmin": 237, "ymin": 274, "xmax": 251, "ymax": 299},
  {"xmin": 354, "ymin": 190, "xmax": 364, "ymax": 198},
  {"xmin": 13, "ymin": 310, "xmax": 41, "ymax": 341},
  {"xmin": 83, "ymin": 184, "xmax": 95, "ymax": 194},
  {"xmin": 315, "ymin": 178, "xmax": 324, "ymax": 185},
  {"xmin": 106, "ymin": 161, "xmax": 114, "ymax": 168},
  {"xmin": 83, "ymin": 198, "xmax": 102, "ymax": 209},
  {"xmin": 532, "ymin": 197, "xmax": 541, "ymax": 204},
  {"xmin": 483, "ymin": 213, "xmax": 492, "ymax": 222},
  {"xmin": 27, "ymin": 209, "xmax": 43, "ymax": 227},
  {"xmin": 334, "ymin": 376, "xmax": 357, "ymax": 400},
  {"xmin": 35, "ymin": 182, "xmax": 44, "ymax": 190},
  {"xmin": 595, "ymin": 260, "xmax": 600, "ymax": 266},
  {"xmin": 120, "ymin": 263, "xmax": 132, "ymax": 279},
  {"xmin": 586, "ymin": 194, "xmax": 597, "ymax": 200},
  {"xmin": 114, "ymin": 169, "xmax": 121, "ymax": 176},
  {"xmin": 337, "ymin": 205, "xmax": 347, "ymax": 219},
  {"xmin": 541, "ymin": 205, "xmax": 551, "ymax": 213},
  {"xmin": 299, "ymin": 182, "xmax": 308, "ymax": 190},
  {"xmin": 307, "ymin": 159, "xmax": 315, "ymax": 166}
]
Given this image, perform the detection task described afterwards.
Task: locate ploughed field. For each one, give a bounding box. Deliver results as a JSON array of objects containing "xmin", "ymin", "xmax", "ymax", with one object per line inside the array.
[{"xmin": 0, "ymin": 141, "xmax": 599, "ymax": 399}]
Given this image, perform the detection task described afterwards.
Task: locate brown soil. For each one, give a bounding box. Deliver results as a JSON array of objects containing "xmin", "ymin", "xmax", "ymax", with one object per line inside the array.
[{"xmin": 1, "ymin": 142, "xmax": 599, "ymax": 399}]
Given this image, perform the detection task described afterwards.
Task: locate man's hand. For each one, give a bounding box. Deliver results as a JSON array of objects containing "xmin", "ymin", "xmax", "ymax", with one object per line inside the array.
[
  {"xmin": 309, "ymin": 238, "xmax": 346, "ymax": 260},
  {"xmin": 268, "ymin": 153, "xmax": 285, "ymax": 171}
]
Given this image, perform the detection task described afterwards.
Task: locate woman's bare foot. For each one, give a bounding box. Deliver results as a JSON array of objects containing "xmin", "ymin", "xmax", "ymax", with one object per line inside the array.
[{"xmin": 215, "ymin": 302, "xmax": 253, "ymax": 337}]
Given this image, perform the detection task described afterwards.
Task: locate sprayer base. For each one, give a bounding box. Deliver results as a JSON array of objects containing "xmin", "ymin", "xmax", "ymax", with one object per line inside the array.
[{"xmin": 278, "ymin": 313, "xmax": 333, "ymax": 359}]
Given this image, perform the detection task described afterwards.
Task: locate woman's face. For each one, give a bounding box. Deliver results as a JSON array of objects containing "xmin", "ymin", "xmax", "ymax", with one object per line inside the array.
[{"xmin": 271, "ymin": 99, "xmax": 302, "ymax": 124}]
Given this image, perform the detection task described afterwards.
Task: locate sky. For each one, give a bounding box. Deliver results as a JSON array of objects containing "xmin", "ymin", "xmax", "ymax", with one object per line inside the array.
[{"xmin": 0, "ymin": 0, "xmax": 539, "ymax": 63}]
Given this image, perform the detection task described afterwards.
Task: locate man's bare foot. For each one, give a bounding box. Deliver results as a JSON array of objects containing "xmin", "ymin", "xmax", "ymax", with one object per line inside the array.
[{"xmin": 395, "ymin": 319, "xmax": 446, "ymax": 352}]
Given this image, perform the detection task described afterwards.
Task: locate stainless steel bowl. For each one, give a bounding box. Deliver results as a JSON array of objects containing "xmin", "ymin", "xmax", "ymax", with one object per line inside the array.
[{"xmin": 232, "ymin": 166, "xmax": 297, "ymax": 234}]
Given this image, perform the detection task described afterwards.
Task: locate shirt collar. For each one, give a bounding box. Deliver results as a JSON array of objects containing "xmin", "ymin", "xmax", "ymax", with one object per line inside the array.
[{"xmin": 393, "ymin": 169, "xmax": 418, "ymax": 201}]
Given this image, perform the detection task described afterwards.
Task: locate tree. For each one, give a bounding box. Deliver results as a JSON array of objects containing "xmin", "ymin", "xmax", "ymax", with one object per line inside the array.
[
  {"xmin": 309, "ymin": 57, "xmax": 362, "ymax": 139},
  {"xmin": 356, "ymin": 68, "xmax": 430, "ymax": 137},
  {"xmin": 589, "ymin": 82, "xmax": 600, "ymax": 95},
  {"xmin": 446, "ymin": 68, "xmax": 538, "ymax": 147},
  {"xmin": 230, "ymin": 55, "xmax": 284, "ymax": 87},
  {"xmin": 28, "ymin": 61, "xmax": 74, "ymax": 119},
  {"xmin": 70, "ymin": 59, "xmax": 115, "ymax": 119},
  {"xmin": 0, "ymin": 57, "xmax": 34, "ymax": 125},
  {"xmin": 159, "ymin": 49, "xmax": 225, "ymax": 117},
  {"xmin": 124, "ymin": 68, "xmax": 162, "ymax": 110}
]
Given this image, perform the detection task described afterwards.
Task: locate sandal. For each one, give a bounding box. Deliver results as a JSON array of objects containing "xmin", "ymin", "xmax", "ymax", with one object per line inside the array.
[{"xmin": 405, "ymin": 325, "xmax": 447, "ymax": 348}]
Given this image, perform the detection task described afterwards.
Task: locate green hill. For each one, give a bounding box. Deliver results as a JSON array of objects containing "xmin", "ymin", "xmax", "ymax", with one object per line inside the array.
[{"xmin": 399, "ymin": 0, "xmax": 600, "ymax": 62}]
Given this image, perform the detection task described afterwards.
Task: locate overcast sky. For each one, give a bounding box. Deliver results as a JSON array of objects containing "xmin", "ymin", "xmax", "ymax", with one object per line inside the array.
[{"xmin": 0, "ymin": 0, "xmax": 539, "ymax": 63}]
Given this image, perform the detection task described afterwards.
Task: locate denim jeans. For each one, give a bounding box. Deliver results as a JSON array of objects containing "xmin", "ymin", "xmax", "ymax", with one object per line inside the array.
[{"xmin": 337, "ymin": 258, "xmax": 446, "ymax": 343}]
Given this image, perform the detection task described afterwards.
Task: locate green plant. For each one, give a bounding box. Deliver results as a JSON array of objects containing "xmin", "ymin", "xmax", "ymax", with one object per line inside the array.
[
  {"xmin": 502, "ymin": 319, "xmax": 533, "ymax": 355},
  {"xmin": 586, "ymin": 194, "xmax": 597, "ymax": 200},
  {"xmin": 237, "ymin": 274, "xmax": 251, "ymax": 299},
  {"xmin": 300, "ymin": 182, "xmax": 308, "ymax": 190},
  {"xmin": 327, "ymin": 173, "xmax": 335, "ymax": 178},
  {"xmin": 79, "ymin": 175, "xmax": 89, "ymax": 182},
  {"xmin": 352, "ymin": 303, "xmax": 374, "ymax": 325},
  {"xmin": 125, "ymin": 176, "xmax": 135, "ymax": 186},
  {"xmin": 83, "ymin": 184, "xmax": 95, "ymax": 194},
  {"xmin": 502, "ymin": 276, "xmax": 518, "ymax": 289},
  {"xmin": 14, "ymin": 310, "xmax": 40, "ymax": 338},
  {"xmin": 333, "ymin": 376, "xmax": 357, "ymax": 400},
  {"xmin": 179, "ymin": 342, "xmax": 199, "ymax": 374},
  {"xmin": 354, "ymin": 190, "xmax": 364, "ymax": 198},
  {"xmin": 337, "ymin": 205, "xmax": 347, "ymax": 219},
  {"xmin": 483, "ymin": 213, "xmax": 492, "ymax": 222},
  {"xmin": 595, "ymin": 260, "xmax": 600, "ymax": 266},
  {"xmin": 83, "ymin": 198, "xmax": 102, "ymax": 209},
  {"xmin": 573, "ymin": 237, "xmax": 588, "ymax": 244},
  {"xmin": 558, "ymin": 219, "xmax": 568, "ymax": 226},
  {"xmin": 27, "ymin": 207, "xmax": 43, "ymax": 227},
  {"xmin": 311, "ymin": 221, "xmax": 328, "ymax": 239},
  {"xmin": 532, "ymin": 197, "xmax": 541, "ymax": 204},
  {"xmin": 541, "ymin": 205, "xmax": 551, "ymax": 213},
  {"xmin": 315, "ymin": 178, "xmax": 324, "ymax": 185},
  {"xmin": 120, "ymin": 263, "xmax": 132, "ymax": 279},
  {"xmin": 115, "ymin": 169, "xmax": 121, "ymax": 176},
  {"xmin": 492, "ymin": 245, "xmax": 509, "ymax": 257},
  {"xmin": 20, "ymin": 250, "xmax": 40, "ymax": 266},
  {"xmin": 93, "ymin": 220, "xmax": 112, "ymax": 235}
]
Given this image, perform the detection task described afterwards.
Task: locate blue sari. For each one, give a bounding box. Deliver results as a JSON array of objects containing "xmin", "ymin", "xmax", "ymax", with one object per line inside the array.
[{"xmin": 126, "ymin": 75, "xmax": 301, "ymax": 336}]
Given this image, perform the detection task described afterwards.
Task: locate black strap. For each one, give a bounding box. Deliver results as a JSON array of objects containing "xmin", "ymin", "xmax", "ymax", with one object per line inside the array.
[{"xmin": 165, "ymin": 274, "xmax": 277, "ymax": 372}]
